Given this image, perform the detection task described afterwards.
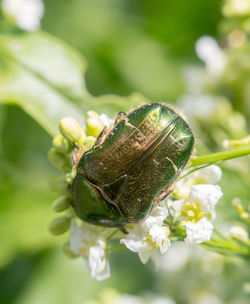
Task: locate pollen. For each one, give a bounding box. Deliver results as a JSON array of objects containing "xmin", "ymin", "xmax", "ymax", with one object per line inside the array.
[{"xmin": 181, "ymin": 201, "xmax": 205, "ymax": 223}]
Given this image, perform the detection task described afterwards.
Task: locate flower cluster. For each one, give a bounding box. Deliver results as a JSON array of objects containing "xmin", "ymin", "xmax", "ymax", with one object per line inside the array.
[
  {"xmin": 48, "ymin": 110, "xmax": 223, "ymax": 280},
  {"xmin": 121, "ymin": 201, "xmax": 170, "ymax": 264},
  {"xmin": 69, "ymin": 221, "xmax": 111, "ymax": 281},
  {"xmin": 167, "ymin": 165, "xmax": 223, "ymax": 244},
  {"xmin": 48, "ymin": 111, "xmax": 112, "ymax": 280}
]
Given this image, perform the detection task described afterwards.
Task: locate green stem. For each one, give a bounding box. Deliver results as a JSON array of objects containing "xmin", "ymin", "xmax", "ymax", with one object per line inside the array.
[
  {"xmin": 189, "ymin": 144, "xmax": 250, "ymax": 167},
  {"xmin": 106, "ymin": 228, "xmax": 119, "ymax": 241},
  {"xmin": 106, "ymin": 245, "xmax": 127, "ymax": 253},
  {"xmin": 201, "ymin": 238, "xmax": 250, "ymax": 258}
]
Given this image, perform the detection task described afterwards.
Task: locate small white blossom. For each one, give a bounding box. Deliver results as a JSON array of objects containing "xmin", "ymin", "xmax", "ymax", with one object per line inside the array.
[
  {"xmin": 168, "ymin": 184, "xmax": 222, "ymax": 223},
  {"xmin": 188, "ymin": 184, "xmax": 223, "ymax": 219},
  {"xmin": 196, "ymin": 165, "xmax": 222, "ymax": 184},
  {"xmin": 140, "ymin": 200, "xmax": 168, "ymax": 231},
  {"xmin": 149, "ymin": 224, "xmax": 171, "ymax": 254},
  {"xmin": 185, "ymin": 217, "xmax": 214, "ymax": 244},
  {"xmin": 121, "ymin": 202, "xmax": 170, "ymax": 264},
  {"xmin": 2, "ymin": 0, "xmax": 44, "ymax": 31},
  {"xmin": 174, "ymin": 165, "xmax": 222, "ymax": 199},
  {"xmin": 69, "ymin": 220, "xmax": 110, "ymax": 280},
  {"xmin": 88, "ymin": 240, "xmax": 110, "ymax": 281},
  {"xmin": 166, "ymin": 198, "xmax": 184, "ymax": 221},
  {"xmin": 167, "ymin": 165, "xmax": 223, "ymax": 245},
  {"xmin": 195, "ymin": 36, "xmax": 226, "ymax": 76}
]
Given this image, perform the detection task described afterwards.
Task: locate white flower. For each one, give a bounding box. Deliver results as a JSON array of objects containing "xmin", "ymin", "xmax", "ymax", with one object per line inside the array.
[
  {"xmin": 185, "ymin": 217, "xmax": 214, "ymax": 244},
  {"xmin": 69, "ymin": 220, "xmax": 110, "ymax": 280},
  {"xmin": 169, "ymin": 184, "xmax": 222, "ymax": 222},
  {"xmin": 121, "ymin": 225, "xmax": 156, "ymax": 264},
  {"xmin": 195, "ymin": 36, "xmax": 226, "ymax": 76},
  {"xmin": 195, "ymin": 165, "xmax": 222, "ymax": 184},
  {"xmin": 167, "ymin": 165, "xmax": 223, "ymax": 245},
  {"xmin": 140, "ymin": 200, "xmax": 168, "ymax": 231},
  {"xmin": 171, "ymin": 165, "xmax": 222, "ymax": 220},
  {"xmin": 174, "ymin": 165, "xmax": 222, "ymax": 199},
  {"xmin": 188, "ymin": 184, "xmax": 223, "ymax": 219},
  {"xmin": 120, "ymin": 202, "xmax": 170, "ymax": 264},
  {"xmin": 2, "ymin": 0, "xmax": 44, "ymax": 31},
  {"xmin": 166, "ymin": 198, "xmax": 183, "ymax": 221},
  {"xmin": 149, "ymin": 225, "xmax": 171, "ymax": 254},
  {"xmin": 88, "ymin": 240, "xmax": 110, "ymax": 281}
]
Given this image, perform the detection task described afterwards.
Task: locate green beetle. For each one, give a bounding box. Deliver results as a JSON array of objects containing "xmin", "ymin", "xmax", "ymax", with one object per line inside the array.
[{"xmin": 72, "ymin": 103, "xmax": 194, "ymax": 228}]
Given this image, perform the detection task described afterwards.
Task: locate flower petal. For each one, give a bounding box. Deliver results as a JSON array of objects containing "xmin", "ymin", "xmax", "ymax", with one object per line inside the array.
[
  {"xmin": 185, "ymin": 217, "xmax": 214, "ymax": 244},
  {"xmin": 188, "ymin": 184, "xmax": 223, "ymax": 218}
]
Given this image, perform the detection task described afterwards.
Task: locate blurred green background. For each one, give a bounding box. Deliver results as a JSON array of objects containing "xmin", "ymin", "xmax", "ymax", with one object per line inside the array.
[{"xmin": 0, "ymin": 0, "xmax": 250, "ymax": 303}]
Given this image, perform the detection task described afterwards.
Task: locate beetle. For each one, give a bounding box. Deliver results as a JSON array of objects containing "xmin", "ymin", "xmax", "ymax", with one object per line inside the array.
[{"xmin": 71, "ymin": 103, "xmax": 194, "ymax": 228}]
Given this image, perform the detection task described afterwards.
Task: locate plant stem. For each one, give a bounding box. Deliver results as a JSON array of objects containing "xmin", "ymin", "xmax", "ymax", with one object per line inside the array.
[
  {"xmin": 107, "ymin": 228, "xmax": 119, "ymax": 240},
  {"xmin": 106, "ymin": 245, "xmax": 127, "ymax": 253},
  {"xmin": 201, "ymin": 238, "xmax": 250, "ymax": 258},
  {"xmin": 189, "ymin": 144, "xmax": 250, "ymax": 167}
]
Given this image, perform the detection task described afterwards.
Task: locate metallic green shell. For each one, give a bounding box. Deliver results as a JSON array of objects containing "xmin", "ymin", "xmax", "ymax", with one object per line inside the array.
[{"xmin": 72, "ymin": 103, "xmax": 194, "ymax": 227}]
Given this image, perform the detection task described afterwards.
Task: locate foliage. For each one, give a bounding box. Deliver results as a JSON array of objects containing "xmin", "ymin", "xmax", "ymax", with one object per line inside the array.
[{"xmin": 0, "ymin": 0, "xmax": 250, "ymax": 303}]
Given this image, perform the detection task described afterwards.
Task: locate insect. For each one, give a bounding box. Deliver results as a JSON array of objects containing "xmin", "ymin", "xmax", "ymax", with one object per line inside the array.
[{"xmin": 71, "ymin": 103, "xmax": 194, "ymax": 228}]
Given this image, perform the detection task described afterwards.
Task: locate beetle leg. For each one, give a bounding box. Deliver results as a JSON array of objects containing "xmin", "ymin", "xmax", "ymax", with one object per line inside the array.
[{"xmin": 120, "ymin": 226, "xmax": 129, "ymax": 234}]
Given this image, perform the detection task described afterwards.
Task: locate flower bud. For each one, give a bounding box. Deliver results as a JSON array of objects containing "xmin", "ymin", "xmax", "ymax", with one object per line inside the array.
[
  {"xmin": 52, "ymin": 195, "xmax": 71, "ymax": 212},
  {"xmin": 232, "ymin": 198, "xmax": 249, "ymax": 219},
  {"xmin": 65, "ymin": 172, "xmax": 74, "ymax": 184},
  {"xmin": 52, "ymin": 135, "xmax": 71, "ymax": 153},
  {"xmin": 228, "ymin": 226, "xmax": 248, "ymax": 242},
  {"xmin": 223, "ymin": 135, "xmax": 250, "ymax": 148},
  {"xmin": 84, "ymin": 136, "xmax": 97, "ymax": 151},
  {"xmin": 48, "ymin": 216, "xmax": 71, "ymax": 235},
  {"xmin": 86, "ymin": 111, "xmax": 104, "ymax": 138},
  {"xmin": 59, "ymin": 117, "xmax": 86, "ymax": 147},
  {"xmin": 48, "ymin": 148, "xmax": 71, "ymax": 172}
]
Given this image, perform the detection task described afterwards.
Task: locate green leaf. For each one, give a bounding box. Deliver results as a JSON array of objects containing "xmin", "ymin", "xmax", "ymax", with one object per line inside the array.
[
  {"xmin": 1, "ymin": 31, "xmax": 89, "ymax": 101},
  {"xmin": 0, "ymin": 31, "xmax": 145, "ymax": 136},
  {"xmin": 0, "ymin": 32, "xmax": 88, "ymax": 136},
  {"xmin": 87, "ymin": 92, "xmax": 148, "ymax": 117}
]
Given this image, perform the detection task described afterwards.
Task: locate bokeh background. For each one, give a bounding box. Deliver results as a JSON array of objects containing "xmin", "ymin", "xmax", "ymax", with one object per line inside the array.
[{"xmin": 0, "ymin": 0, "xmax": 250, "ymax": 303}]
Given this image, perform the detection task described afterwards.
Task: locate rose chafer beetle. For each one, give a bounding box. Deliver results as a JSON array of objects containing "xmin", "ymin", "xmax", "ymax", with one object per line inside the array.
[{"xmin": 72, "ymin": 103, "xmax": 194, "ymax": 228}]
